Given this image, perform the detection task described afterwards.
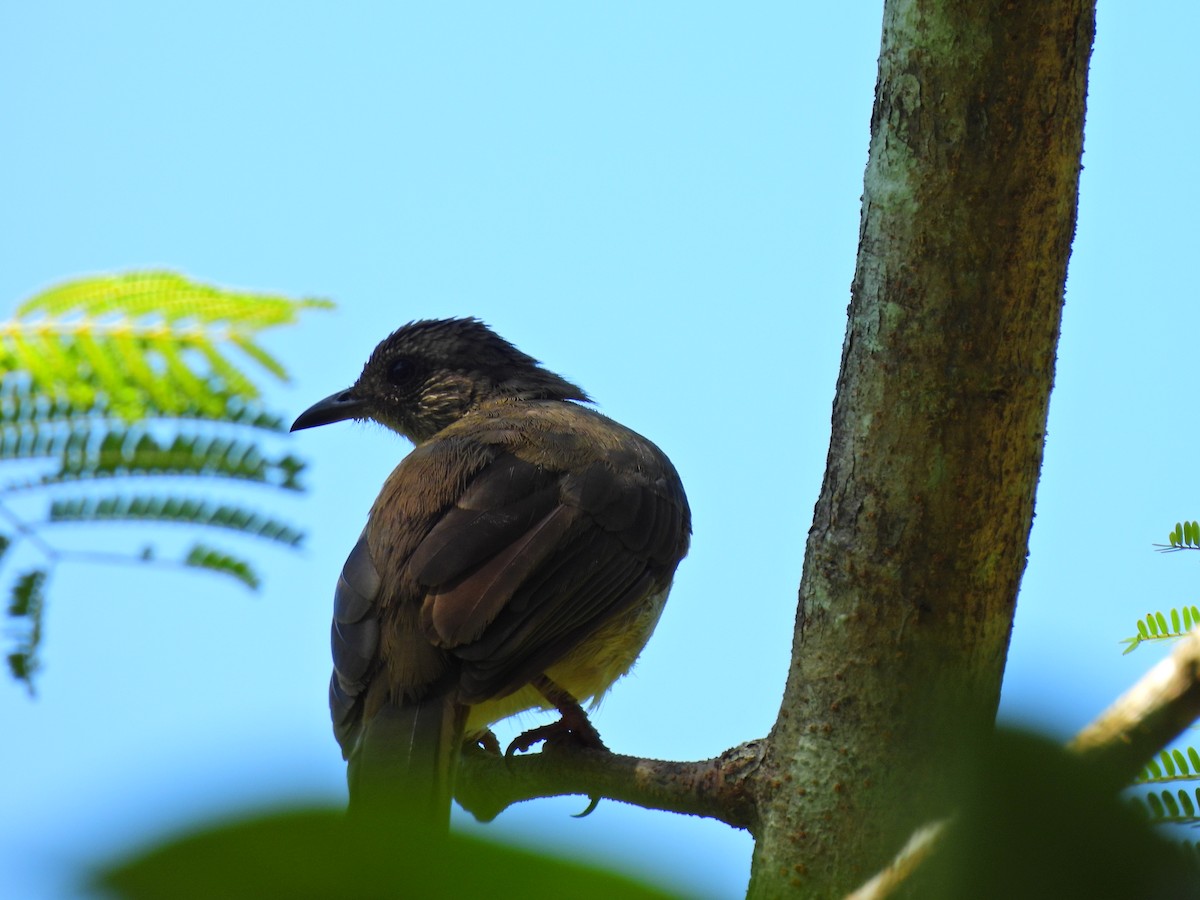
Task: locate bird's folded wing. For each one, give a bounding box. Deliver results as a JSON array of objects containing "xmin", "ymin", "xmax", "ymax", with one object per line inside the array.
[
  {"xmin": 330, "ymin": 530, "xmax": 383, "ymax": 757},
  {"xmin": 406, "ymin": 452, "xmax": 688, "ymax": 701}
]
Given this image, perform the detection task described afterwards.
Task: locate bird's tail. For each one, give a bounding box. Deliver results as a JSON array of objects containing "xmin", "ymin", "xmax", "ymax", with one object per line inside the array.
[{"xmin": 347, "ymin": 691, "xmax": 467, "ymax": 829}]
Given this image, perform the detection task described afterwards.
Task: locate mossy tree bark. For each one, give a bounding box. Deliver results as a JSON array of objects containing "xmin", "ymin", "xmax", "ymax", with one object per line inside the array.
[{"xmin": 748, "ymin": 2, "xmax": 1095, "ymax": 895}]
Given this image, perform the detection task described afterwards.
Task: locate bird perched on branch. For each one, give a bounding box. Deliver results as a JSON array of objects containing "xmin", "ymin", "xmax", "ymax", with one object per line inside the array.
[{"xmin": 291, "ymin": 318, "xmax": 690, "ymax": 825}]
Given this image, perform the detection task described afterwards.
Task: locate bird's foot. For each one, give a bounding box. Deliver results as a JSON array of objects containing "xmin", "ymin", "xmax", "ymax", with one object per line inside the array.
[
  {"xmin": 505, "ymin": 676, "xmax": 608, "ymax": 757},
  {"xmin": 505, "ymin": 715, "xmax": 606, "ymax": 756}
]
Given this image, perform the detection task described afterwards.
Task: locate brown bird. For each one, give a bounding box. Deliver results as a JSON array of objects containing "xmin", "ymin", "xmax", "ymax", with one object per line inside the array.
[{"xmin": 291, "ymin": 318, "xmax": 690, "ymax": 824}]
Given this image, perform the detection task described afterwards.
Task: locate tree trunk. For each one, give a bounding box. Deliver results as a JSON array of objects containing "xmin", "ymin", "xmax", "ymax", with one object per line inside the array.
[{"xmin": 748, "ymin": 2, "xmax": 1095, "ymax": 895}]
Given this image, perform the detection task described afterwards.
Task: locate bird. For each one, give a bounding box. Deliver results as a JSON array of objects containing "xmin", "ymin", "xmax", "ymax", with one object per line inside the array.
[{"xmin": 291, "ymin": 318, "xmax": 690, "ymax": 825}]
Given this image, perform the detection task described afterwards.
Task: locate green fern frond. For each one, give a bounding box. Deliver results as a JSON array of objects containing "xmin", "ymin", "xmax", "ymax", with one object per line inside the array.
[
  {"xmin": 1120, "ymin": 605, "xmax": 1200, "ymax": 654},
  {"xmin": 1158, "ymin": 520, "xmax": 1200, "ymax": 552},
  {"xmin": 183, "ymin": 544, "xmax": 259, "ymax": 590},
  {"xmin": 228, "ymin": 333, "xmax": 288, "ymax": 381},
  {"xmin": 48, "ymin": 495, "xmax": 304, "ymax": 547},
  {"xmin": 6, "ymin": 567, "xmax": 47, "ymax": 692},
  {"xmin": 2, "ymin": 272, "xmax": 332, "ymax": 421},
  {"xmin": 1132, "ymin": 787, "xmax": 1200, "ymax": 826},
  {"xmin": 18, "ymin": 270, "xmax": 333, "ymax": 326},
  {"xmin": 0, "ymin": 382, "xmax": 287, "ymax": 433},
  {"xmin": 2, "ymin": 428, "xmax": 308, "ymax": 491},
  {"xmin": 1136, "ymin": 747, "xmax": 1200, "ymax": 784},
  {"xmin": 3, "ymin": 271, "xmax": 328, "ymax": 689},
  {"xmin": 3, "ymin": 564, "xmax": 38, "ymax": 618},
  {"xmin": 0, "ymin": 385, "xmax": 99, "ymax": 427},
  {"xmin": 196, "ymin": 340, "xmax": 256, "ymax": 400}
]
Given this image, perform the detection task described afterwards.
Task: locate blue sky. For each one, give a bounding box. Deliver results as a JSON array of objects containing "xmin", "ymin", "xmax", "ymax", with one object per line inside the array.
[{"xmin": 2, "ymin": 4, "xmax": 1198, "ymax": 897}]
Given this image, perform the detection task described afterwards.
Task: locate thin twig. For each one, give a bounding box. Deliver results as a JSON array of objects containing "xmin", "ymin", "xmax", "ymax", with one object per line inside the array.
[{"xmin": 1069, "ymin": 627, "xmax": 1200, "ymax": 788}]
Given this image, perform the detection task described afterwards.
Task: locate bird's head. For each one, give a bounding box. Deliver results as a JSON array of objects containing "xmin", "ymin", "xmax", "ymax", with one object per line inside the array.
[{"xmin": 290, "ymin": 317, "xmax": 590, "ymax": 443}]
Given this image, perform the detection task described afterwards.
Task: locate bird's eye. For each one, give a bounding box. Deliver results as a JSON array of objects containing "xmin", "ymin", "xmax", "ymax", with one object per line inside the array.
[{"xmin": 387, "ymin": 357, "xmax": 418, "ymax": 386}]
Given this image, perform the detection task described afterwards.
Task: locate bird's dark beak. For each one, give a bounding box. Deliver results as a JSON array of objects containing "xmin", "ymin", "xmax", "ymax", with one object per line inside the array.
[{"xmin": 291, "ymin": 389, "xmax": 369, "ymax": 432}]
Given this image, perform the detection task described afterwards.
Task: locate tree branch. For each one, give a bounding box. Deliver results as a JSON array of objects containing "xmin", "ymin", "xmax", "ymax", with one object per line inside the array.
[
  {"xmin": 848, "ymin": 628, "xmax": 1200, "ymax": 898},
  {"xmin": 1069, "ymin": 627, "xmax": 1200, "ymax": 788},
  {"xmin": 455, "ymin": 739, "xmax": 765, "ymax": 834}
]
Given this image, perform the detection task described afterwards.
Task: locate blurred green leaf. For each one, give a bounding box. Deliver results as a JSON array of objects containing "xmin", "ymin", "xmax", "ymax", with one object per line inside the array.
[
  {"xmin": 913, "ymin": 730, "xmax": 1189, "ymax": 899},
  {"xmin": 91, "ymin": 807, "xmax": 680, "ymax": 900}
]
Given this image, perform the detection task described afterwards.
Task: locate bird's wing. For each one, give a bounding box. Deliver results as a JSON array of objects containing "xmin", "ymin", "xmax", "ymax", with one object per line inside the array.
[
  {"xmin": 328, "ymin": 440, "xmax": 495, "ymax": 760},
  {"xmin": 407, "ymin": 444, "xmax": 689, "ymax": 703},
  {"xmin": 329, "ymin": 529, "xmax": 383, "ymax": 758}
]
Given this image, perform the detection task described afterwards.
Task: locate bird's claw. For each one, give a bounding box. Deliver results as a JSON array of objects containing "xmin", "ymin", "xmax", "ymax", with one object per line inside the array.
[
  {"xmin": 572, "ymin": 795, "xmax": 602, "ymax": 818},
  {"xmin": 505, "ymin": 715, "xmax": 607, "ymax": 757}
]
